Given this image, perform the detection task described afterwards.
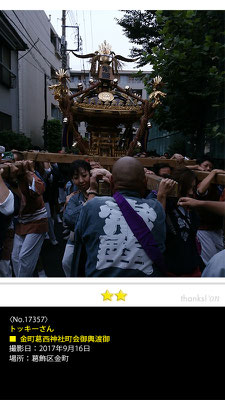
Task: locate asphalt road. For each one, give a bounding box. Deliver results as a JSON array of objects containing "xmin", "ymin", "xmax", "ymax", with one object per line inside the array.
[{"xmin": 38, "ymin": 220, "xmax": 67, "ymax": 277}]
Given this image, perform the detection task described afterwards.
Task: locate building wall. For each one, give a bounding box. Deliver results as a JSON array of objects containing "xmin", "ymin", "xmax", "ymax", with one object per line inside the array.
[
  {"xmin": 118, "ymin": 71, "xmax": 149, "ymax": 100},
  {"xmin": 3, "ymin": 10, "xmax": 62, "ymax": 146}
]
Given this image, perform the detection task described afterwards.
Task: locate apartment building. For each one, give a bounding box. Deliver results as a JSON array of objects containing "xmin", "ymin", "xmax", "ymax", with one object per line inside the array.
[
  {"xmin": 69, "ymin": 68, "xmax": 149, "ymax": 98},
  {"xmin": 0, "ymin": 11, "xmax": 27, "ymax": 132},
  {"xmin": 1, "ymin": 10, "xmax": 62, "ymax": 146}
]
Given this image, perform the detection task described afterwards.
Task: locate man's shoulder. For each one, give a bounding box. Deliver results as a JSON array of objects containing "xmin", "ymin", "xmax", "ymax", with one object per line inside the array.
[
  {"xmin": 141, "ymin": 196, "xmax": 165, "ymax": 214},
  {"xmin": 84, "ymin": 196, "xmax": 112, "ymax": 208},
  {"xmin": 82, "ymin": 195, "xmax": 164, "ymax": 216}
]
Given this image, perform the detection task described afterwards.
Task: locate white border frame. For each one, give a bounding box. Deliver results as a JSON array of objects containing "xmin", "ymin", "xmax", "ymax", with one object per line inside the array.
[
  {"xmin": 1, "ymin": 5, "xmax": 224, "ymax": 308},
  {"xmin": 1, "ymin": 278, "xmax": 225, "ymax": 307}
]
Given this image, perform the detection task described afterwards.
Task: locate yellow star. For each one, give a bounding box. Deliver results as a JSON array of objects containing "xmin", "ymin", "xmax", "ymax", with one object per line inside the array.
[
  {"xmin": 115, "ymin": 290, "xmax": 127, "ymax": 301},
  {"xmin": 101, "ymin": 290, "xmax": 114, "ymax": 301}
]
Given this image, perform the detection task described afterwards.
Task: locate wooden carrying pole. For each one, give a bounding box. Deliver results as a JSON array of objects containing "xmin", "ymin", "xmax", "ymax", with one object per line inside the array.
[
  {"xmin": 22, "ymin": 151, "xmax": 196, "ymax": 167},
  {"xmin": 2, "ymin": 153, "xmax": 225, "ymax": 186},
  {"xmin": 146, "ymin": 174, "xmax": 178, "ymax": 197},
  {"xmin": 21, "ymin": 152, "xmax": 225, "ymax": 185}
]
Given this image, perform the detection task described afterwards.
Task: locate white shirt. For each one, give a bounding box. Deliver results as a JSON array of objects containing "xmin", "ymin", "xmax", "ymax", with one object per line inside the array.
[{"xmin": 0, "ymin": 190, "xmax": 14, "ymax": 216}]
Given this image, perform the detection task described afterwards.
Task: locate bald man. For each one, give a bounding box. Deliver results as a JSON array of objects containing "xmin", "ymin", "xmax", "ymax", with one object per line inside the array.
[{"xmin": 71, "ymin": 156, "xmax": 166, "ymax": 277}]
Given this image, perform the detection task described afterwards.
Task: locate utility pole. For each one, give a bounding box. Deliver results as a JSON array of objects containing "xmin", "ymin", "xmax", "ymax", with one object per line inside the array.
[
  {"xmin": 61, "ymin": 10, "xmax": 68, "ymax": 151},
  {"xmin": 43, "ymin": 73, "xmax": 48, "ymax": 149},
  {"xmin": 60, "ymin": 10, "xmax": 80, "ymax": 150},
  {"xmin": 61, "ymin": 10, "xmax": 67, "ymax": 71}
]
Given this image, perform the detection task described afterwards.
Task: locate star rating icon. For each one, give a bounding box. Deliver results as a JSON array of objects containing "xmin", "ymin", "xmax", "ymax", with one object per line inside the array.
[
  {"xmin": 115, "ymin": 290, "xmax": 127, "ymax": 301},
  {"xmin": 101, "ymin": 290, "xmax": 127, "ymax": 302},
  {"xmin": 101, "ymin": 290, "xmax": 114, "ymax": 301}
]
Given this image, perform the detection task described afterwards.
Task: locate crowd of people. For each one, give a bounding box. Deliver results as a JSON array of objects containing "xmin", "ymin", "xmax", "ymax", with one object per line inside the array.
[{"xmin": 0, "ymin": 145, "xmax": 224, "ymax": 278}]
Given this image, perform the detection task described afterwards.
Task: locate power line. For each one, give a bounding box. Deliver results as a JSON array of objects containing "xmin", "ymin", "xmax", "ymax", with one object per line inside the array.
[
  {"xmin": 12, "ymin": 10, "xmax": 53, "ymax": 67},
  {"xmin": 10, "ymin": 10, "xmax": 61, "ymax": 62},
  {"xmin": 82, "ymin": 11, "xmax": 87, "ymax": 55},
  {"xmin": 4, "ymin": 11, "xmax": 58, "ymax": 75},
  {"xmin": 68, "ymin": 10, "xmax": 80, "ymax": 51},
  {"xmin": 12, "ymin": 11, "xmax": 37, "ymax": 48},
  {"xmin": 36, "ymin": 12, "xmax": 53, "ymax": 37},
  {"xmin": 81, "ymin": 11, "xmax": 89, "ymax": 72},
  {"xmin": 68, "ymin": 10, "xmax": 75, "ymax": 26},
  {"xmin": 67, "ymin": 10, "xmax": 84, "ymax": 71},
  {"xmin": 3, "ymin": 11, "xmax": 33, "ymax": 47},
  {"xmin": 4, "ymin": 11, "xmax": 57, "ymax": 70},
  {"xmin": 19, "ymin": 16, "xmax": 59, "ymax": 59},
  {"xmin": 18, "ymin": 39, "xmax": 39, "ymax": 60},
  {"xmin": 25, "ymin": 47, "xmax": 48, "ymax": 75},
  {"xmin": 89, "ymin": 11, "xmax": 94, "ymax": 51},
  {"xmin": 19, "ymin": 56, "xmax": 50, "ymax": 79},
  {"xmin": 148, "ymin": 131, "xmax": 186, "ymax": 142}
]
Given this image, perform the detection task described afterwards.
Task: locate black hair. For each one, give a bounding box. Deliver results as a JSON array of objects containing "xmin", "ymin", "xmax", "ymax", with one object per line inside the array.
[
  {"xmin": 32, "ymin": 145, "xmax": 42, "ymax": 151},
  {"xmin": 196, "ymin": 154, "xmax": 213, "ymax": 166},
  {"xmin": 153, "ymin": 163, "xmax": 172, "ymax": 175},
  {"xmin": 70, "ymin": 159, "xmax": 91, "ymax": 178},
  {"xmin": 171, "ymin": 167, "xmax": 196, "ymax": 197},
  {"xmin": 160, "ymin": 173, "xmax": 172, "ymax": 179}
]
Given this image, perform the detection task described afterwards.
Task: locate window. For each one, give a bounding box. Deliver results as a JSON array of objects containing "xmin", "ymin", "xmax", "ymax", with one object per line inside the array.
[
  {"xmin": 50, "ymin": 29, "xmax": 57, "ymax": 48},
  {"xmin": 0, "ymin": 111, "xmax": 12, "ymax": 131},
  {"xmin": 129, "ymin": 76, "xmax": 142, "ymax": 83},
  {"xmin": 1, "ymin": 44, "xmax": 11, "ymax": 68},
  {"xmin": 51, "ymin": 104, "xmax": 61, "ymax": 120},
  {"xmin": 70, "ymin": 75, "xmax": 81, "ymax": 85},
  {"xmin": 50, "ymin": 66, "xmax": 57, "ymax": 84},
  {"xmin": 50, "ymin": 29, "xmax": 61, "ymax": 57},
  {"xmin": 0, "ymin": 44, "xmax": 16, "ymax": 88}
]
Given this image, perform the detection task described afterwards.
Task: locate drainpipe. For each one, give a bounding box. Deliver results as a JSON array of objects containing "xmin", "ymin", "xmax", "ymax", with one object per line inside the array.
[{"xmin": 43, "ymin": 72, "xmax": 48, "ymax": 149}]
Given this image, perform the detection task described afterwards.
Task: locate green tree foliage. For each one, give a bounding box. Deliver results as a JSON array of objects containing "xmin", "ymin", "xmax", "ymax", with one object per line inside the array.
[
  {"xmin": 167, "ymin": 136, "xmax": 189, "ymax": 157},
  {"xmin": 44, "ymin": 119, "xmax": 62, "ymax": 153},
  {"xmin": 118, "ymin": 10, "xmax": 225, "ymax": 157},
  {"xmin": 116, "ymin": 11, "xmax": 160, "ymax": 65},
  {"xmin": 0, "ymin": 130, "xmax": 31, "ymax": 151}
]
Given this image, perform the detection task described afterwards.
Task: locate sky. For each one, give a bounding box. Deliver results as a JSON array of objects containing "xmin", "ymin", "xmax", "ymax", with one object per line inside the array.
[
  {"xmin": 44, "ymin": 4, "xmax": 224, "ymax": 73},
  {"xmin": 44, "ymin": 10, "xmax": 150, "ymax": 72},
  {"xmin": 4, "ymin": 0, "xmax": 224, "ymax": 73}
]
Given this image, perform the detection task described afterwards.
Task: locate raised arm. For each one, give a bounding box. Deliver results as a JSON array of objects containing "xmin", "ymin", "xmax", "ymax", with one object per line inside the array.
[
  {"xmin": 157, "ymin": 178, "xmax": 176, "ymax": 209},
  {"xmin": 177, "ymin": 197, "xmax": 225, "ymax": 216},
  {"xmin": 197, "ymin": 169, "xmax": 225, "ymax": 195}
]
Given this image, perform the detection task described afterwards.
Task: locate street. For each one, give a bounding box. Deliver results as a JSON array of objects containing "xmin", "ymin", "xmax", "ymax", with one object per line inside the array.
[{"xmin": 38, "ymin": 221, "xmax": 66, "ymax": 277}]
